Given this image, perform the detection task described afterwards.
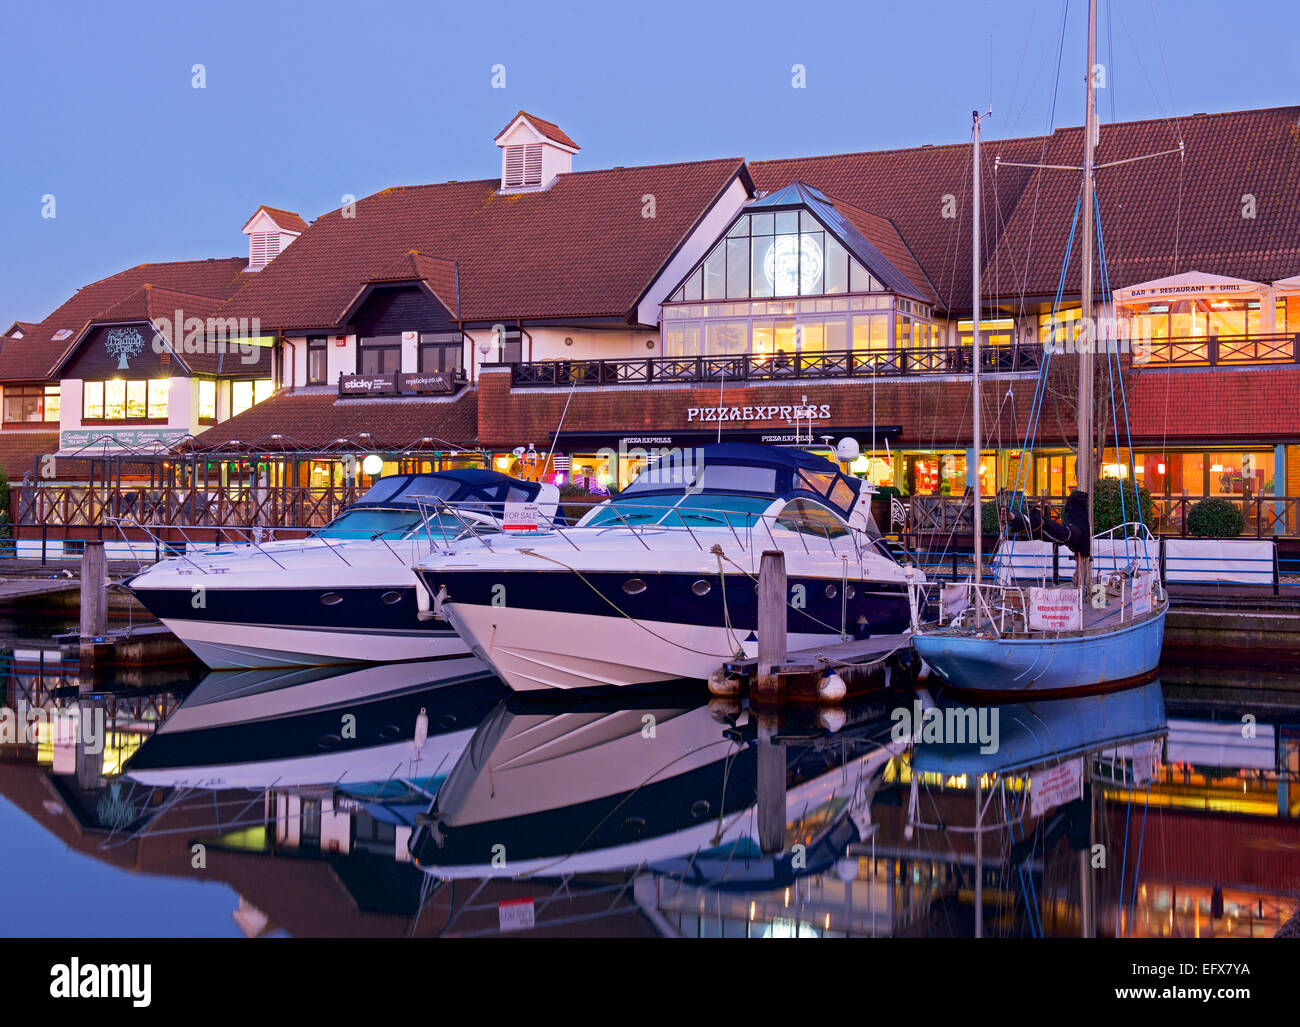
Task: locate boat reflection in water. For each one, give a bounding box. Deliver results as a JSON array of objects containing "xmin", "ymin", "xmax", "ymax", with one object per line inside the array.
[
  {"xmin": 4, "ymin": 653, "xmax": 1299, "ymax": 937},
  {"xmin": 124, "ymin": 657, "xmax": 506, "ymax": 790}
]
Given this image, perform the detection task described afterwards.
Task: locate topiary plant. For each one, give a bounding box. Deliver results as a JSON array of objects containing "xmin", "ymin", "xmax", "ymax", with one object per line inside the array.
[
  {"xmin": 979, "ymin": 498, "xmax": 1001, "ymax": 537},
  {"xmin": 1092, "ymin": 476, "xmax": 1153, "ymax": 534},
  {"xmin": 1186, "ymin": 496, "xmax": 1245, "ymax": 538}
]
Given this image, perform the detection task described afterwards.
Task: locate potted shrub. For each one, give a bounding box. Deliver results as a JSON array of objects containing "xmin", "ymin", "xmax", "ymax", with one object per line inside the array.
[{"xmin": 1186, "ymin": 496, "xmax": 1245, "ymax": 538}]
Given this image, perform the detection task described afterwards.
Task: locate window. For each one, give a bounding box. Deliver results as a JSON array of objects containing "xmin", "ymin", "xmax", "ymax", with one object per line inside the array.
[
  {"xmin": 670, "ymin": 207, "xmax": 881, "ymax": 304},
  {"xmin": 307, "ymin": 337, "xmax": 328, "ymax": 384},
  {"xmin": 198, "ymin": 379, "xmax": 217, "ymax": 422},
  {"xmin": 82, "ymin": 380, "xmax": 168, "ymax": 422},
  {"xmin": 504, "ymin": 143, "xmax": 543, "ymax": 188},
  {"xmin": 775, "ymin": 498, "xmax": 849, "ymax": 538},
  {"xmin": 3, "ymin": 385, "xmax": 60, "ymax": 423},
  {"xmin": 418, "ymin": 334, "xmax": 463, "ymax": 375},
  {"xmin": 231, "ymin": 379, "xmax": 273, "ymax": 418},
  {"xmin": 358, "ymin": 336, "xmax": 402, "ymax": 375}
]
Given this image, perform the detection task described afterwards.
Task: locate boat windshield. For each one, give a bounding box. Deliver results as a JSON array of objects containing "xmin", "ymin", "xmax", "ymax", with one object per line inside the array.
[
  {"xmin": 581, "ymin": 492, "xmax": 772, "ymax": 529},
  {"xmin": 315, "ymin": 508, "xmax": 475, "ymax": 540}
]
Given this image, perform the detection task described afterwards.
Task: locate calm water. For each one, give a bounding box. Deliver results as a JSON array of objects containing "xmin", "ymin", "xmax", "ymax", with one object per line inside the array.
[{"xmin": 1, "ymin": 632, "xmax": 1297, "ymax": 938}]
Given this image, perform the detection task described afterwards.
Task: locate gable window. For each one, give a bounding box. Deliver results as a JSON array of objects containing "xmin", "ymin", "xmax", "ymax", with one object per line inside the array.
[
  {"xmin": 198, "ymin": 379, "xmax": 217, "ymax": 423},
  {"xmin": 670, "ymin": 211, "xmax": 883, "ymax": 304},
  {"xmin": 3, "ymin": 385, "xmax": 60, "ymax": 424},
  {"xmin": 503, "ymin": 143, "xmax": 544, "ymax": 188},
  {"xmin": 83, "ymin": 380, "xmax": 169, "ymax": 422},
  {"xmin": 358, "ymin": 335, "xmax": 402, "ymax": 375},
  {"xmin": 307, "ymin": 336, "xmax": 329, "ymax": 384}
]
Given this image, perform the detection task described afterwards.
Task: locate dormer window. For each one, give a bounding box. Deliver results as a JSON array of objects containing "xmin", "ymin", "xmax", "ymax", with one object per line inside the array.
[
  {"xmin": 494, "ymin": 112, "xmax": 579, "ymax": 193},
  {"xmin": 249, "ymin": 232, "xmax": 281, "ymax": 270},
  {"xmin": 504, "ymin": 144, "xmax": 544, "ymax": 189},
  {"xmin": 242, "ymin": 205, "xmax": 307, "ymax": 272}
]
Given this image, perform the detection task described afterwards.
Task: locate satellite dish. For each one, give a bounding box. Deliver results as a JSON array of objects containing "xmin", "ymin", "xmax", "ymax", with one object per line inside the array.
[{"xmin": 836, "ymin": 437, "xmax": 861, "ymax": 462}]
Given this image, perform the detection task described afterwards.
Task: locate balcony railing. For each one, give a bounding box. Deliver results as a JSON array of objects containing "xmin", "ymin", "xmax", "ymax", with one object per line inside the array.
[
  {"xmin": 510, "ymin": 344, "xmax": 1047, "ymax": 387},
  {"xmin": 1131, "ymin": 332, "xmax": 1298, "ymax": 368}
]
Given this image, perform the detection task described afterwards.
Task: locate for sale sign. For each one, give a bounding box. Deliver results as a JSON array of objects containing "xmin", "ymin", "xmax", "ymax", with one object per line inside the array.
[
  {"xmin": 1027, "ymin": 587, "xmax": 1082, "ymax": 631},
  {"xmin": 1030, "ymin": 757, "xmax": 1083, "ymax": 817},
  {"xmin": 503, "ymin": 502, "xmax": 540, "ymax": 532}
]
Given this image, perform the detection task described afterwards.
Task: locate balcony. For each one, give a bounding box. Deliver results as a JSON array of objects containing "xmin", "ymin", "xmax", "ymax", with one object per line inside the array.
[
  {"xmin": 1131, "ymin": 332, "xmax": 1298, "ymax": 368},
  {"xmin": 510, "ymin": 344, "xmax": 1047, "ymax": 388}
]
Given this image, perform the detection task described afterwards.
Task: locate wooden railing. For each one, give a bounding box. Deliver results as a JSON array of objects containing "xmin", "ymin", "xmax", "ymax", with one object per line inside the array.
[
  {"xmin": 1131, "ymin": 332, "xmax": 1298, "ymax": 368},
  {"xmin": 511, "ymin": 344, "xmax": 1047, "ymax": 387},
  {"xmin": 13, "ymin": 484, "xmax": 365, "ymax": 536},
  {"xmin": 903, "ymin": 492, "xmax": 1300, "ymax": 538}
]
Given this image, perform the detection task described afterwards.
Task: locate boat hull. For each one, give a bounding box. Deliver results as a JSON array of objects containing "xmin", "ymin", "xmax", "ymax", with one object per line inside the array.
[
  {"xmin": 428, "ymin": 566, "xmax": 912, "ymax": 692},
  {"xmin": 911, "ymin": 607, "xmax": 1166, "ymax": 699}
]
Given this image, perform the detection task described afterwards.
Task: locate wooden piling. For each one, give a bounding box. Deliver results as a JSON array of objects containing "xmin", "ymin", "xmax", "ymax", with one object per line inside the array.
[
  {"xmin": 79, "ymin": 542, "xmax": 108, "ymax": 668},
  {"xmin": 755, "ymin": 550, "xmax": 787, "ymax": 701},
  {"xmin": 756, "ymin": 714, "xmax": 787, "ymax": 855}
]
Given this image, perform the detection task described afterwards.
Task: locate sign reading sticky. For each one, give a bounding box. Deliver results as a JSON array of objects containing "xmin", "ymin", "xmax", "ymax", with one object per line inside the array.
[
  {"xmin": 1030, "ymin": 757, "xmax": 1083, "ymax": 817},
  {"xmin": 1027, "ymin": 587, "xmax": 1082, "ymax": 631},
  {"xmin": 503, "ymin": 502, "xmax": 540, "ymax": 532}
]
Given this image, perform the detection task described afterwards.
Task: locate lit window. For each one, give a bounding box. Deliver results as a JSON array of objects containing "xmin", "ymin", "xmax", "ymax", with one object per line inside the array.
[
  {"xmin": 198, "ymin": 379, "xmax": 216, "ymax": 421},
  {"xmin": 148, "ymin": 379, "xmax": 169, "ymax": 419},
  {"xmin": 2, "ymin": 385, "xmax": 61, "ymax": 423}
]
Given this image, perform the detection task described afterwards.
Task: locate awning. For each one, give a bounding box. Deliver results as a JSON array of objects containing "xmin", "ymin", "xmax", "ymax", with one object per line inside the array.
[
  {"xmin": 1272, "ymin": 273, "xmax": 1300, "ymax": 296},
  {"xmin": 1113, "ymin": 270, "xmax": 1271, "ymax": 305}
]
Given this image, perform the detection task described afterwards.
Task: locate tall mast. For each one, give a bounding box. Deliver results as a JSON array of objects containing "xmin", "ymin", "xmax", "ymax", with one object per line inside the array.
[
  {"xmin": 1076, "ymin": 0, "xmax": 1098, "ymax": 590},
  {"xmin": 971, "ymin": 108, "xmax": 983, "ymax": 586}
]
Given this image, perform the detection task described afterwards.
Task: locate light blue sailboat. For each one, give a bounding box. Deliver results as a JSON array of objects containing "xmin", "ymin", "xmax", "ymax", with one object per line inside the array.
[{"xmin": 909, "ymin": 2, "xmax": 1167, "ymax": 699}]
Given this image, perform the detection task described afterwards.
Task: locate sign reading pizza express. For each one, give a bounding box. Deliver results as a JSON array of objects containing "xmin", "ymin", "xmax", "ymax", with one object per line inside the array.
[{"xmin": 338, "ymin": 372, "xmax": 455, "ymax": 397}]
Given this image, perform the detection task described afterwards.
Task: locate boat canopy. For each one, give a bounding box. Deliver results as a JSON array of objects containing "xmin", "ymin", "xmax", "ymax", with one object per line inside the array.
[
  {"xmin": 350, "ymin": 469, "xmax": 544, "ymax": 511},
  {"xmin": 619, "ymin": 443, "xmax": 861, "ymax": 518}
]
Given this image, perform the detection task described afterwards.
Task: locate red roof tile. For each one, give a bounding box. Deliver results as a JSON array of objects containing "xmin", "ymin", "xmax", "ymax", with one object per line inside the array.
[
  {"xmin": 0, "ymin": 258, "xmax": 248, "ymax": 381},
  {"xmin": 362, "ymin": 251, "xmax": 460, "ymax": 317},
  {"xmin": 824, "ymin": 192, "xmax": 939, "ymax": 306},
  {"xmin": 497, "ymin": 111, "xmax": 579, "ymax": 150},
  {"xmin": 219, "ymin": 159, "xmax": 748, "ymax": 330},
  {"xmin": 188, "ymin": 388, "xmax": 479, "ymax": 451},
  {"xmin": 0, "ymin": 429, "xmax": 59, "ymax": 480},
  {"xmin": 243, "ymin": 205, "xmax": 310, "ymax": 234}
]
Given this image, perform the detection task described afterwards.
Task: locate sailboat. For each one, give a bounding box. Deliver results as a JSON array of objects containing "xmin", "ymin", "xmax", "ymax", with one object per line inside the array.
[{"xmin": 908, "ymin": 0, "xmax": 1168, "ymax": 699}]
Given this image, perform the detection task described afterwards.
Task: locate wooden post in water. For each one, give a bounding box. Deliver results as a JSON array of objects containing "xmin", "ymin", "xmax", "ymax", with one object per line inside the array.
[
  {"xmin": 755, "ymin": 551, "xmax": 788, "ymax": 855},
  {"xmin": 756, "ymin": 550, "xmax": 787, "ymax": 700},
  {"xmin": 79, "ymin": 542, "xmax": 108, "ymax": 667}
]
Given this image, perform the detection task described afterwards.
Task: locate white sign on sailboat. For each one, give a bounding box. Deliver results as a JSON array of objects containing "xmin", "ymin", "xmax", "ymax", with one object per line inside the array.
[
  {"xmin": 1130, "ymin": 572, "xmax": 1153, "ymax": 616},
  {"xmin": 1030, "ymin": 757, "xmax": 1084, "ymax": 817},
  {"xmin": 1027, "ymin": 587, "xmax": 1083, "ymax": 631}
]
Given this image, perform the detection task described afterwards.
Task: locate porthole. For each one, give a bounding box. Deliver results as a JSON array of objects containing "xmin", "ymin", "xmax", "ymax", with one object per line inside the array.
[
  {"xmin": 380, "ymin": 590, "xmax": 403, "ymax": 605},
  {"xmin": 691, "ymin": 579, "xmax": 712, "ymax": 596},
  {"xmin": 320, "ymin": 592, "xmax": 343, "ymax": 606},
  {"xmin": 825, "ymin": 584, "xmax": 838, "ymax": 599},
  {"xmin": 690, "ymin": 799, "xmax": 711, "ymax": 819},
  {"xmin": 438, "ymin": 713, "xmax": 458, "ymax": 729},
  {"xmin": 621, "ymin": 816, "xmax": 647, "ymax": 837},
  {"xmin": 623, "ymin": 578, "xmax": 648, "ymax": 595},
  {"xmin": 317, "ymin": 733, "xmax": 342, "ymax": 750},
  {"xmin": 846, "ymin": 586, "xmax": 856, "ymax": 599},
  {"xmin": 379, "ymin": 724, "xmax": 402, "ymax": 740}
]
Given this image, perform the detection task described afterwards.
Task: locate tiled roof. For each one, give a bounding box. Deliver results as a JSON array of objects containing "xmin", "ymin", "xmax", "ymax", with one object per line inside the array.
[
  {"xmin": 362, "ymin": 251, "xmax": 460, "ymax": 317},
  {"xmin": 0, "ymin": 258, "xmax": 248, "ymax": 381},
  {"xmin": 4, "ymin": 321, "xmax": 37, "ymax": 339},
  {"xmin": 753, "ymin": 105, "xmax": 1300, "ymax": 315},
  {"xmin": 498, "ymin": 111, "xmax": 579, "ymax": 150},
  {"xmin": 985, "ymin": 106, "xmax": 1300, "ymax": 301},
  {"xmin": 218, "ymin": 158, "xmax": 748, "ymax": 330},
  {"xmin": 821, "ymin": 190, "xmax": 939, "ymax": 305},
  {"xmin": 244, "ymin": 205, "xmax": 310, "ymax": 233},
  {"xmin": 0, "ymin": 429, "xmax": 59, "ymax": 480},
  {"xmin": 188, "ymin": 388, "xmax": 479, "ymax": 451}
]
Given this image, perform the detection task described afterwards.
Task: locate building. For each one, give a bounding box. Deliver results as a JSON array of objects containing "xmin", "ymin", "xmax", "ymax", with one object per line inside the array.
[{"xmin": 7, "ymin": 105, "xmax": 1300, "ymax": 529}]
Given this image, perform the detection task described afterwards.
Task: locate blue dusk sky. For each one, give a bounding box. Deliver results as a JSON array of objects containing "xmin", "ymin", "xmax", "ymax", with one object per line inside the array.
[{"xmin": 1, "ymin": 0, "xmax": 1295, "ymax": 322}]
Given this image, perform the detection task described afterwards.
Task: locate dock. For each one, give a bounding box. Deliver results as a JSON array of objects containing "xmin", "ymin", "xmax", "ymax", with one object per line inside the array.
[{"xmin": 716, "ymin": 634, "xmax": 911, "ymax": 702}]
